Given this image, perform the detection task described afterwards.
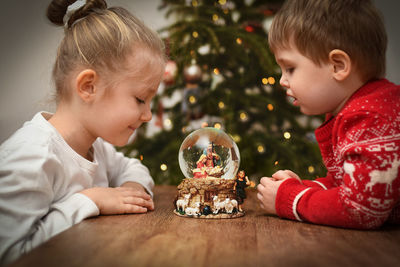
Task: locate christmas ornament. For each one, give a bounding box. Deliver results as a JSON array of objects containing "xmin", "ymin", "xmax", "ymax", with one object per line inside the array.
[
  {"xmin": 182, "ymin": 62, "xmax": 204, "ymax": 121},
  {"xmin": 163, "ymin": 60, "xmax": 178, "ymax": 85},
  {"xmin": 183, "ymin": 63, "xmax": 202, "ymax": 83},
  {"xmin": 182, "ymin": 84, "xmax": 203, "ymax": 121},
  {"xmin": 245, "ymin": 25, "xmax": 254, "ymax": 32}
]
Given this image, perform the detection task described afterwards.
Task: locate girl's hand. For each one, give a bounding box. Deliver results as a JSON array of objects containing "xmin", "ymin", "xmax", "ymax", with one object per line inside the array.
[
  {"xmin": 121, "ymin": 181, "xmax": 155, "ymax": 211},
  {"xmin": 121, "ymin": 181, "xmax": 150, "ymax": 194},
  {"xmin": 80, "ymin": 186, "xmax": 154, "ymax": 215}
]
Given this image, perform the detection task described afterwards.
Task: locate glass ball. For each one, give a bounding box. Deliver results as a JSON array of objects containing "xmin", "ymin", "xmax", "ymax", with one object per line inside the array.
[{"xmin": 178, "ymin": 127, "xmax": 240, "ymax": 179}]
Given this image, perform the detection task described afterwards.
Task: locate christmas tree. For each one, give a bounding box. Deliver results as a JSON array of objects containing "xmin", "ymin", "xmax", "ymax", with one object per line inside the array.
[{"xmin": 119, "ymin": 0, "xmax": 326, "ymax": 185}]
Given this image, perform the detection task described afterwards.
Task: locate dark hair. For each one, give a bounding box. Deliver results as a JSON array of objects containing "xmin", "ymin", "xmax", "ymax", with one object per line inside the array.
[
  {"xmin": 269, "ymin": 0, "xmax": 387, "ymax": 81},
  {"xmin": 46, "ymin": 0, "xmax": 166, "ymax": 102}
]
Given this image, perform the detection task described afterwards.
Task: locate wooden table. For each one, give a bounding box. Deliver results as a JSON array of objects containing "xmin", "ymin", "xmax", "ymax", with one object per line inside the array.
[{"xmin": 10, "ymin": 185, "xmax": 400, "ymax": 267}]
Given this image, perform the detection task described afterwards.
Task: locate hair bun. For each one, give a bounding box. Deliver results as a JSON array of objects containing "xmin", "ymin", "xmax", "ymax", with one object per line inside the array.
[{"xmin": 46, "ymin": 0, "xmax": 107, "ymax": 28}]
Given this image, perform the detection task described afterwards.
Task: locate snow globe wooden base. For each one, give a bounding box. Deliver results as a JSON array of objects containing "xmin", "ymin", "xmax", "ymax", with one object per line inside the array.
[{"xmin": 174, "ymin": 127, "xmax": 245, "ymax": 219}]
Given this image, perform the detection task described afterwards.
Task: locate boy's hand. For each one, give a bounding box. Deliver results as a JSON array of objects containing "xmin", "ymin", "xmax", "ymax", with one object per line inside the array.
[
  {"xmin": 271, "ymin": 169, "xmax": 301, "ymax": 182},
  {"xmin": 257, "ymin": 170, "xmax": 301, "ymax": 215},
  {"xmin": 80, "ymin": 186, "xmax": 154, "ymax": 215},
  {"xmin": 257, "ymin": 177, "xmax": 285, "ymax": 215}
]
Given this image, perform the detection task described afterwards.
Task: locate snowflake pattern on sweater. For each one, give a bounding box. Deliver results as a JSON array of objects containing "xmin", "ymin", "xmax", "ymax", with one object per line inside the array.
[{"xmin": 276, "ymin": 79, "xmax": 400, "ymax": 229}]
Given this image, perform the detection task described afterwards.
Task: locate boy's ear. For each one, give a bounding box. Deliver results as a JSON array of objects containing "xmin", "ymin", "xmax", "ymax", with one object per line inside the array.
[
  {"xmin": 75, "ymin": 69, "xmax": 98, "ymax": 102},
  {"xmin": 328, "ymin": 49, "xmax": 352, "ymax": 81}
]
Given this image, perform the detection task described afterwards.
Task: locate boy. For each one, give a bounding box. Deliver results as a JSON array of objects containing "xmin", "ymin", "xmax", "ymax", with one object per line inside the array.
[{"xmin": 257, "ymin": 0, "xmax": 400, "ymax": 229}]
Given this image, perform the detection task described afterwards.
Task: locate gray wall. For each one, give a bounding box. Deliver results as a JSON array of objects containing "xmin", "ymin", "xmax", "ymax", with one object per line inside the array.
[
  {"xmin": 374, "ymin": 0, "xmax": 400, "ymax": 84},
  {"xmin": 0, "ymin": 0, "xmax": 399, "ymax": 143},
  {"xmin": 0, "ymin": 0, "xmax": 170, "ymax": 143}
]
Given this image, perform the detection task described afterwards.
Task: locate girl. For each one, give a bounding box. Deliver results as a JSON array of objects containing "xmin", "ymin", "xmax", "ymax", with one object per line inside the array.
[{"xmin": 0, "ymin": 0, "xmax": 166, "ymax": 264}]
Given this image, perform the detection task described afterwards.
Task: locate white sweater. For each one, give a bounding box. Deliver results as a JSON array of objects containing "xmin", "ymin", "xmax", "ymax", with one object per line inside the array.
[{"xmin": 0, "ymin": 112, "xmax": 154, "ymax": 265}]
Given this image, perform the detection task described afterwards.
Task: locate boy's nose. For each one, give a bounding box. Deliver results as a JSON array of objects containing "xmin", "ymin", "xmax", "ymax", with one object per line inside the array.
[{"xmin": 280, "ymin": 75, "xmax": 289, "ymax": 88}]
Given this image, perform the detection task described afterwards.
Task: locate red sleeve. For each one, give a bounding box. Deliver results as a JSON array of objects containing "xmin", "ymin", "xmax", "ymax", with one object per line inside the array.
[
  {"xmin": 302, "ymin": 173, "xmax": 336, "ymax": 189},
  {"xmin": 276, "ymin": 112, "xmax": 400, "ymax": 229}
]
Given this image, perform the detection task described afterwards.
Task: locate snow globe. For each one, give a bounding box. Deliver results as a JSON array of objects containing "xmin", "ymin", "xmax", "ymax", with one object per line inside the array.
[{"xmin": 174, "ymin": 127, "xmax": 246, "ymax": 219}]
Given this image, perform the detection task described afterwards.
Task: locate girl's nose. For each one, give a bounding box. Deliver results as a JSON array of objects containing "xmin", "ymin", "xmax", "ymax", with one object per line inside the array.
[{"xmin": 141, "ymin": 105, "xmax": 153, "ymax": 122}]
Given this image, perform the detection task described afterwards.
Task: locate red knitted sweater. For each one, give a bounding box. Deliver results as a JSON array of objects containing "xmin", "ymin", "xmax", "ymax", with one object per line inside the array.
[{"xmin": 276, "ymin": 79, "xmax": 400, "ymax": 229}]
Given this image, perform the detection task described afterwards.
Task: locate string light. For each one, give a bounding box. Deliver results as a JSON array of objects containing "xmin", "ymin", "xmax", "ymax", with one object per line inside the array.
[
  {"xmin": 164, "ymin": 118, "xmax": 172, "ymax": 126},
  {"xmin": 160, "ymin": 164, "xmax": 168, "ymax": 171},
  {"xmin": 274, "ymin": 161, "xmax": 279, "ymax": 165},
  {"xmin": 218, "ymin": 101, "xmax": 225, "ymax": 109},
  {"xmin": 239, "ymin": 112, "xmax": 248, "ymax": 121},
  {"xmin": 192, "ymin": 0, "xmax": 198, "ymax": 7},
  {"xmin": 140, "ymin": 155, "xmax": 143, "ymax": 161},
  {"xmin": 262, "ymin": 78, "xmax": 268, "ymax": 85},
  {"xmin": 283, "ymin": 131, "xmax": 291, "ymax": 139},
  {"xmin": 164, "ymin": 118, "xmax": 173, "ymax": 131},
  {"xmin": 218, "ymin": 0, "xmax": 226, "ymax": 4},
  {"xmin": 308, "ymin": 166, "xmax": 315, "ymax": 173},
  {"xmin": 236, "ymin": 38, "xmax": 242, "ymax": 45},
  {"xmin": 267, "ymin": 104, "xmax": 274, "ymax": 111},
  {"xmin": 268, "ymin": 77, "xmax": 276, "ymax": 84},
  {"xmin": 262, "ymin": 76, "xmax": 276, "ymax": 85},
  {"xmin": 257, "ymin": 145, "xmax": 265, "ymax": 153},
  {"xmin": 213, "ymin": 68, "xmax": 220, "ymax": 75},
  {"xmin": 214, "ymin": 123, "xmax": 222, "ymax": 129},
  {"xmin": 232, "ymin": 134, "xmax": 241, "ymax": 143},
  {"xmin": 212, "ymin": 14, "xmax": 219, "ymax": 21},
  {"xmin": 189, "ymin": 95, "xmax": 197, "ymax": 104},
  {"xmin": 192, "ymin": 31, "xmax": 199, "ymax": 38}
]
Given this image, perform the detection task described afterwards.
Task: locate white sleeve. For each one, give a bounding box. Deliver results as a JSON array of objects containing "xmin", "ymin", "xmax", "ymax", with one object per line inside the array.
[
  {"xmin": 0, "ymin": 143, "xmax": 99, "ymax": 265},
  {"xmin": 99, "ymin": 140, "xmax": 154, "ymax": 197}
]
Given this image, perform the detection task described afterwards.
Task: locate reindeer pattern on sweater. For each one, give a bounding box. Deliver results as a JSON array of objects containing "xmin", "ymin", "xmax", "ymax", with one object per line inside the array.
[{"xmin": 275, "ymin": 79, "xmax": 400, "ymax": 229}]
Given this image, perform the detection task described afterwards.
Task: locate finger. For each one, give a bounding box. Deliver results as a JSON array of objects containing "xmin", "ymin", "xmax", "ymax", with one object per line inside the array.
[
  {"xmin": 259, "ymin": 177, "xmax": 272, "ymax": 185},
  {"xmin": 125, "ymin": 204, "xmax": 148, "ymax": 214},
  {"xmin": 257, "ymin": 192, "xmax": 264, "ymax": 201},
  {"xmin": 272, "ymin": 170, "xmax": 292, "ymax": 180},
  {"xmin": 119, "ymin": 188, "xmax": 152, "ymax": 199},
  {"xmin": 260, "ymin": 203, "xmax": 265, "ymax": 209},
  {"xmin": 284, "ymin": 169, "xmax": 301, "ymax": 179},
  {"xmin": 257, "ymin": 183, "xmax": 264, "ymax": 192},
  {"xmin": 124, "ymin": 196, "xmax": 154, "ymax": 209},
  {"xmin": 133, "ymin": 191, "xmax": 151, "ymax": 200},
  {"xmin": 146, "ymin": 199, "xmax": 155, "ymax": 210}
]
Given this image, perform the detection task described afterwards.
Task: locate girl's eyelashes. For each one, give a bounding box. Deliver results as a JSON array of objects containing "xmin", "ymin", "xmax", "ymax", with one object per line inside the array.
[{"xmin": 135, "ymin": 97, "xmax": 145, "ymax": 104}]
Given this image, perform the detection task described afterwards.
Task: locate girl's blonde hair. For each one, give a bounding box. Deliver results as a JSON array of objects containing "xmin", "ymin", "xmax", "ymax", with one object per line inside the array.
[
  {"xmin": 47, "ymin": 0, "xmax": 166, "ymax": 102},
  {"xmin": 268, "ymin": 0, "xmax": 387, "ymax": 82}
]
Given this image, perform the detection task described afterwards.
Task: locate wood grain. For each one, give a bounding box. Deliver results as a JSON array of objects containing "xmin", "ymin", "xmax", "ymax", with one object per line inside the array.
[{"xmin": 10, "ymin": 185, "xmax": 400, "ymax": 267}]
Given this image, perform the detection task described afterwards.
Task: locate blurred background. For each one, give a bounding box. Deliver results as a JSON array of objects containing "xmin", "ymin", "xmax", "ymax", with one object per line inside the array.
[{"xmin": 0, "ymin": 0, "xmax": 399, "ymax": 184}]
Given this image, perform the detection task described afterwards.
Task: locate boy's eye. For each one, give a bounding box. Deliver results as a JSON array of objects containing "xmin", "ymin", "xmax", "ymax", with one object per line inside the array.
[
  {"xmin": 135, "ymin": 97, "xmax": 145, "ymax": 104},
  {"xmin": 286, "ymin": 67, "xmax": 295, "ymax": 74}
]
